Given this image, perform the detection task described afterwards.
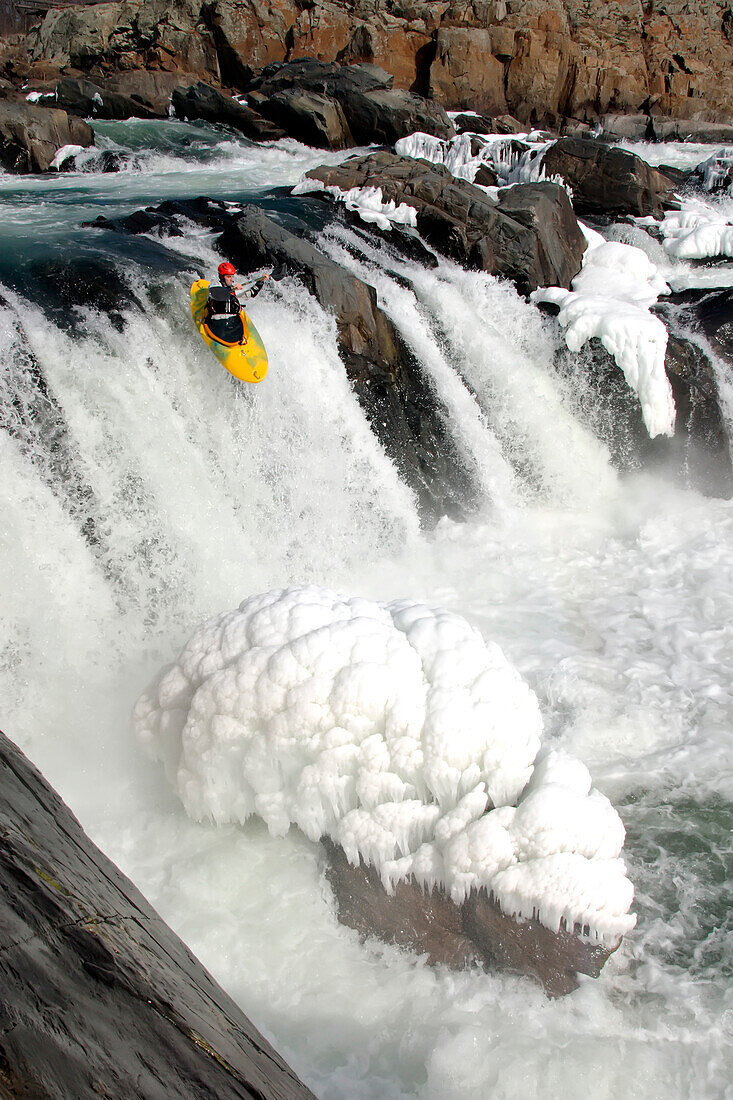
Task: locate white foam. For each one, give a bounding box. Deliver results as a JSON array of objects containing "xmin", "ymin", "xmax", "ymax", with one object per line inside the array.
[{"xmin": 135, "ymin": 585, "xmax": 635, "ymax": 942}]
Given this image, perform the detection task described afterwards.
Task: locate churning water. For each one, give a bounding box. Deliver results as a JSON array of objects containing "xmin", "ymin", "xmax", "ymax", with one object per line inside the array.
[{"xmin": 1, "ymin": 120, "xmax": 732, "ymax": 1098}]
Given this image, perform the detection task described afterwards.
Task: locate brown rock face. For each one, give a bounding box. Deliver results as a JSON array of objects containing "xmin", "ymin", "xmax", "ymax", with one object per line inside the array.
[
  {"xmin": 323, "ymin": 837, "xmax": 618, "ymax": 997},
  {"xmin": 17, "ymin": 0, "xmax": 733, "ymax": 126}
]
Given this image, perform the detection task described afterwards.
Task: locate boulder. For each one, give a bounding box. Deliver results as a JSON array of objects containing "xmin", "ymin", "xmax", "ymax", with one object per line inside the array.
[
  {"xmin": 323, "ymin": 837, "xmax": 616, "ymax": 998},
  {"xmin": 106, "ymin": 69, "xmax": 204, "ymax": 115},
  {"xmin": 0, "ymin": 729, "xmax": 317, "ymax": 1099},
  {"xmin": 339, "ymin": 85, "xmax": 456, "ymax": 145},
  {"xmin": 558, "ymin": 326, "xmax": 733, "ymax": 498},
  {"xmin": 661, "ymin": 332, "xmax": 733, "ymax": 497},
  {"xmin": 599, "ymin": 113, "xmax": 652, "ymax": 141},
  {"xmin": 252, "ymin": 86, "xmax": 354, "ymax": 148},
  {"xmin": 248, "ymin": 59, "xmax": 455, "ymax": 146},
  {"xmin": 171, "ymin": 81, "xmax": 286, "ymax": 141},
  {"xmin": 0, "ymin": 100, "xmax": 94, "ymax": 173},
  {"xmin": 303, "ymin": 150, "xmax": 586, "ymax": 293},
  {"xmin": 217, "ymin": 204, "xmax": 479, "ymax": 519},
  {"xmin": 542, "ymin": 137, "xmax": 678, "ymax": 216},
  {"xmin": 54, "ymin": 76, "xmax": 158, "ymax": 120}
]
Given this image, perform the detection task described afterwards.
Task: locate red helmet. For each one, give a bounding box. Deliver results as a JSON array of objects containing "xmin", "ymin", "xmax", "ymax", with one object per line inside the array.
[{"xmin": 218, "ymin": 262, "xmax": 236, "ymax": 277}]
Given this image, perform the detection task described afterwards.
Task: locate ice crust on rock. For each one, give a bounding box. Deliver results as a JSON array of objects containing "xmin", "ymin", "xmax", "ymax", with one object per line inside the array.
[
  {"xmin": 659, "ymin": 205, "xmax": 733, "ymax": 260},
  {"xmin": 293, "ymin": 176, "xmax": 417, "ymax": 230},
  {"xmin": 134, "ymin": 586, "xmax": 636, "ymax": 943},
  {"xmin": 532, "ymin": 235, "xmax": 676, "ymax": 439},
  {"xmin": 394, "ymin": 130, "xmax": 561, "ymax": 190}
]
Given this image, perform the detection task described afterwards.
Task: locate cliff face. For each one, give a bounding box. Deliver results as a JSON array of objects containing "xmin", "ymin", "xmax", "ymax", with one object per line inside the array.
[{"xmin": 18, "ymin": 0, "xmax": 733, "ymax": 124}]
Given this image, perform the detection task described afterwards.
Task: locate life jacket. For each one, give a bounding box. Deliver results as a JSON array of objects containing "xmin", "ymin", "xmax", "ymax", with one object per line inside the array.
[{"xmin": 206, "ymin": 284, "xmax": 240, "ymax": 318}]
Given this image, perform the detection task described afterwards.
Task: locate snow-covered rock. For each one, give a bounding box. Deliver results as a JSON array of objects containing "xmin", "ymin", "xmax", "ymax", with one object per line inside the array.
[
  {"xmin": 134, "ymin": 585, "xmax": 636, "ymax": 946},
  {"xmin": 533, "ymin": 236, "xmax": 676, "ymax": 439}
]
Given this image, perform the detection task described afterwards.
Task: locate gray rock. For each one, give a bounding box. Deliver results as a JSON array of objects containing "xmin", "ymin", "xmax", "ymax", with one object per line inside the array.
[
  {"xmin": 254, "ymin": 87, "xmax": 354, "ymax": 149},
  {"xmin": 54, "ymin": 77, "xmax": 158, "ymax": 120},
  {"xmin": 249, "ymin": 59, "xmax": 454, "ymax": 147},
  {"xmin": 0, "ymin": 100, "xmax": 94, "ymax": 173},
  {"xmin": 0, "ymin": 729, "xmax": 317, "ymax": 1100},
  {"xmin": 171, "ymin": 81, "xmax": 286, "ymax": 141},
  {"xmin": 599, "ymin": 113, "xmax": 652, "ymax": 140},
  {"xmin": 650, "ymin": 116, "xmax": 733, "ymax": 144},
  {"xmin": 304, "ymin": 151, "xmax": 586, "ymax": 293},
  {"xmin": 542, "ymin": 137, "xmax": 678, "ymax": 216}
]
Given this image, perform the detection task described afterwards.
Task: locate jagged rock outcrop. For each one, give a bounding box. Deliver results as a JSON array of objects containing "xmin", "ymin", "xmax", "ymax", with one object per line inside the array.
[
  {"xmin": 0, "ymin": 729, "xmax": 317, "ymax": 1099},
  {"xmin": 302, "ymin": 150, "xmax": 586, "ymax": 293},
  {"xmin": 15, "ymin": 0, "xmax": 733, "ymax": 127},
  {"xmin": 322, "ymin": 837, "xmax": 616, "ymax": 998},
  {"xmin": 0, "ymin": 100, "xmax": 93, "ymax": 172}
]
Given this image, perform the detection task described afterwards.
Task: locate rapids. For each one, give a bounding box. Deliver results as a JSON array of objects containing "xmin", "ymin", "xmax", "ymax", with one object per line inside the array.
[{"xmin": 1, "ymin": 120, "xmax": 732, "ymax": 1098}]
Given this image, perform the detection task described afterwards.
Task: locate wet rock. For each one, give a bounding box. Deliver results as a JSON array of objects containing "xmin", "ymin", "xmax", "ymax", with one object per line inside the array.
[
  {"xmin": 0, "ymin": 100, "xmax": 93, "ymax": 173},
  {"xmin": 55, "ymin": 148, "xmax": 129, "ymax": 173},
  {"xmin": 106, "ymin": 70, "xmax": 204, "ymax": 116},
  {"xmin": 85, "ymin": 196, "xmax": 238, "ymax": 237},
  {"xmin": 0, "ymin": 729, "xmax": 317, "ymax": 1100},
  {"xmin": 253, "ymin": 86, "xmax": 354, "ymax": 149},
  {"xmin": 53, "ymin": 76, "xmax": 158, "ymax": 120},
  {"xmin": 218, "ymin": 204, "xmax": 480, "ymax": 520},
  {"xmin": 661, "ymin": 333, "xmax": 733, "ymax": 497},
  {"xmin": 303, "ymin": 150, "xmax": 586, "ymax": 293},
  {"xmin": 542, "ymin": 137, "xmax": 678, "ymax": 217},
  {"xmin": 559, "ymin": 328, "xmax": 733, "ymax": 498},
  {"xmin": 322, "ymin": 837, "xmax": 616, "ymax": 998},
  {"xmin": 171, "ymin": 81, "xmax": 286, "ymax": 141}
]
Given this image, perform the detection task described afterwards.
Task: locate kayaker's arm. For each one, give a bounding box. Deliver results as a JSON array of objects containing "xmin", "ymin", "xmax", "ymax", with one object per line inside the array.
[{"xmin": 234, "ymin": 273, "xmax": 271, "ymax": 299}]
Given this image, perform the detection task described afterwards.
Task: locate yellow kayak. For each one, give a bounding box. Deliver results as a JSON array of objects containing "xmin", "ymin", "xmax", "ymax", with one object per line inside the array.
[{"xmin": 190, "ymin": 279, "xmax": 268, "ymax": 383}]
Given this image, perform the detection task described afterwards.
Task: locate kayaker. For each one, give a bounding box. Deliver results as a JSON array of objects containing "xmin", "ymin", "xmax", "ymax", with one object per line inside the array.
[{"xmin": 207, "ymin": 262, "xmax": 269, "ymax": 320}]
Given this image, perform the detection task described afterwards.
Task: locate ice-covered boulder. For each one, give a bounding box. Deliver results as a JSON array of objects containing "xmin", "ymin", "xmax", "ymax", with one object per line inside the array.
[{"xmin": 134, "ymin": 586, "xmax": 635, "ymax": 991}]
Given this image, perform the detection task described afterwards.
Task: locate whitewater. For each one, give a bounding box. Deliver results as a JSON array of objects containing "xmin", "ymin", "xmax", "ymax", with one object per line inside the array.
[{"xmin": 1, "ymin": 119, "xmax": 732, "ymax": 1099}]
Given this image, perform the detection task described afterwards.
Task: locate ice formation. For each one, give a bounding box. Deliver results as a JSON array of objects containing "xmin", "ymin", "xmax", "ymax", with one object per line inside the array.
[
  {"xmin": 697, "ymin": 148, "xmax": 733, "ymax": 194},
  {"xmin": 532, "ymin": 236, "xmax": 676, "ymax": 438},
  {"xmin": 393, "ymin": 130, "xmax": 551, "ymax": 188},
  {"xmin": 134, "ymin": 586, "xmax": 636, "ymax": 943},
  {"xmin": 658, "ymin": 206, "xmax": 733, "ymax": 260},
  {"xmin": 293, "ymin": 177, "xmax": 417, "ymax": 230}
]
